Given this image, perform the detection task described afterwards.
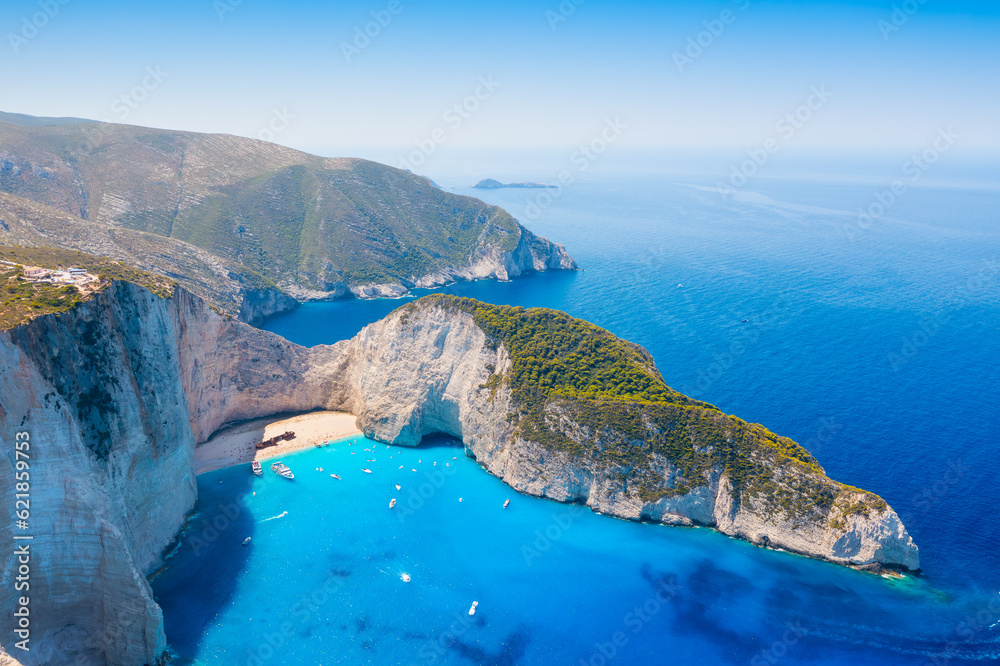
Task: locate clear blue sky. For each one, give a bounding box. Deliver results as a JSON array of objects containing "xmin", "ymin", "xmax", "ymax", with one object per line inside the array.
[{"xmin": 2, "ymin": 0, "xmax": 998, "ymax": 168}]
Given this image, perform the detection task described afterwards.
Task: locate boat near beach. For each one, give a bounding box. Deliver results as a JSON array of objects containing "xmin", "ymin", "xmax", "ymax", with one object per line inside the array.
[
  {"xmin": 251, "ymin": 461, "xmax": 262, "ymax": 476},
  {"xmin": 503, "ymin": 498, "xmax": 510, "ymax": 509},
  {"xmin": 362, "ymin": 468, "xmax": 372, "ymax": 474},
  {"xmin": 330, "ymin": 474, "xmax": 341, "ymax": 480},
  {"xmin": 389, "ymin": 498, "xmax": 397, "ymax": 509},
  {"xmin": 242, "ymin": 537, "xmax": 251, "ymax": 546},
  {"xmin": 270, "ymin": 461, "xmax": 294, "ymax": 479}
]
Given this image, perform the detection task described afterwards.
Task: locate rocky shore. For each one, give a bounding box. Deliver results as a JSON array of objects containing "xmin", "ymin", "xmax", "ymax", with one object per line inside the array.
[{"xmin": 0, "ymin": 281, "xmax": 917, "ymax": 664}]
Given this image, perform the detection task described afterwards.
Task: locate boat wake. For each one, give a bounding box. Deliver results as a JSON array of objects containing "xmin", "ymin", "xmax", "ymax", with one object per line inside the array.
[{"xmin": 259, "ymin": 511, "xmax": 288, "ymax": 523}]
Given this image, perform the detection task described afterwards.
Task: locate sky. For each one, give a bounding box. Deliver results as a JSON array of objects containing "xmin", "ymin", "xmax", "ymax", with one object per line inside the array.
[{"xmin": 1, "ymin": 0, "xmax": 998, "ymax": 177}]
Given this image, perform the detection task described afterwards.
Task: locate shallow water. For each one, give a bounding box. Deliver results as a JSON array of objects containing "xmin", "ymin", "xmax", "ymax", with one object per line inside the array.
[{"xmin": 154, "ymin": 173, "xmax": 1000, "ymax": 664}]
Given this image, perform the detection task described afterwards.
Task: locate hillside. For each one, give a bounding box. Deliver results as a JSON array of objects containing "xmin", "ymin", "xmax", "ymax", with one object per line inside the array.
[{"xmin": 0, "ymin": 114, "xmax": 576, "ymax": 314}]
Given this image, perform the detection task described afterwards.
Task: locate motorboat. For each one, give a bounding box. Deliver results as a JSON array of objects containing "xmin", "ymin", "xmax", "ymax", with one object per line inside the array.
[
  {"xmin": 362, "ymin": 468, "xmax": 372, "ymax": 474},
  {"xmin": 330, "ymin": 474, "xmax": 341, "ymax": 480},
  {"xmin": 389, "ymin": 498, "xmax": 397, "ymax": 509},
  {"xmin": 270, "ymin": 461, "xmax": 294, "ymax": 479},
  {"xmin": 251, "ymin": 461, "xmax": 262, "ymax": 476},
  {"xmin": 242, "ymin": 537, "xmax": 251, "ymax": 546},
  {"xmin": 503, "ymin": 499, "xmax": 510, "ymax": 509}
]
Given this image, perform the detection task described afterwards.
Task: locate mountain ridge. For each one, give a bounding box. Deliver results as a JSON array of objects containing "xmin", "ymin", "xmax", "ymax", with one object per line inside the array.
[{"xmin": 0, "ymin": 112, "xmax": 576, "ymax": 321}]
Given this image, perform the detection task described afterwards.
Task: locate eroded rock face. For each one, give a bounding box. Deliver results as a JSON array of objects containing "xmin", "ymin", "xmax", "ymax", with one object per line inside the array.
[
  {"xmin": 0, "ymin": 285, "xmax": 917, "ymax": 664},
  {"xmin": 344, "ymin": 303, "xmax": 918, "ymax": 574}
]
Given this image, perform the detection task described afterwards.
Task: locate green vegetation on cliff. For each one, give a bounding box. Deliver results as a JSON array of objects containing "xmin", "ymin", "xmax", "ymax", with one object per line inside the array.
[
  {"xmin": 409, "ymin": 294, "xmax": 886, "ymax": 522},
  {"xmin": 0, "ymin": 116, "xmax": 562, "ymax": 297},
  {"xmin": 0, "ymin": 246, "xmax": 174, "ymax": 330}
]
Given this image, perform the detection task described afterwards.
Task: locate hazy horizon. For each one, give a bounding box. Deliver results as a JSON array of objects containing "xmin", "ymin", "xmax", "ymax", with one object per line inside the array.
[{"xmin": 3, "ymin": 0, "xmax": 998, "ymax": 171}]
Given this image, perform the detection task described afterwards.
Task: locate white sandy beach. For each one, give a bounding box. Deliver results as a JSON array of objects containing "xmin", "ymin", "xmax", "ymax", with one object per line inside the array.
[{"xmin": 193, "ymin": 411, "xmax": 362, "ymax": 475}]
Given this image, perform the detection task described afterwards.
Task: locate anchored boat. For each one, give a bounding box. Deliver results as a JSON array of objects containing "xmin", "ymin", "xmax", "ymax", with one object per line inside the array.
[
  {"xmin": 251, "ymin": 461, "xmax": 262, "ymax": 476},
  {"xmin": 270, "ymin": 461, "xmax": 294, "ymax": 479}
]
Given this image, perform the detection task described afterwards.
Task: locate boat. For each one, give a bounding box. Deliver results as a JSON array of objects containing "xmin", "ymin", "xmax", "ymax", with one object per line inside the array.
[
  {"xmin": 330, "ymin": 474, "xmax": 341, "ymax": 480},
  {"xmin": 503, "ymin": 498, "xmax": 510, "ymax": 509},
  {"xmin": 366, "ymin": 458, "xmax": 376, "ymax": 462},
  {"xmin": 468, "ymin": 601, "xmax": 479, "ymax": 616},
  {"xmin": 389, "ymin": 498, "xmax": 397, "ymax": 509},
  {"xmin": 400, "ymin": 573, "xmax": 411, "ymax": 582},
  {"xmin": 362, "ymin": 468, "xmax": 372, "ymax": 474},
  {"xmin": 395, "ymin": 484, "xmax": 401, "ymax": 490},
  {"xmin": 242, "ymin": 537, "xmax": 251, "ymax": 546},
  {"xmin": 270, "ymin": 461, "xmax": 294, "ymax": 479},
  {"xmin": 251, "ymin": 461, "xmax": 262, "ymax": 476}
]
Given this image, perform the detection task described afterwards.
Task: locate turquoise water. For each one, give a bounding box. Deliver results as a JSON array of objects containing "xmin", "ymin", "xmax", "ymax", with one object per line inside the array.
[{"xmin": 154, "ymin": 173, "xmax": 1000, "ymax": 664}]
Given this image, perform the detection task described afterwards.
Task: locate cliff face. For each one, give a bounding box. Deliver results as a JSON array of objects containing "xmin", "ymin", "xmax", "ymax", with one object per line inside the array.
[
  {"xmin": 0, "ymin": 283, "xmax": 342, "ymax": 665},
  {"xmin": 343, "ymin": 300, "xmax": 919, "ymax": 574},
  {"xmin": 0, "ymin": 283, "xmax": 196, "ymax": 665},
  {"xmin": 0, "ymin": 284, "xmax": 916, "ymax": 664}
]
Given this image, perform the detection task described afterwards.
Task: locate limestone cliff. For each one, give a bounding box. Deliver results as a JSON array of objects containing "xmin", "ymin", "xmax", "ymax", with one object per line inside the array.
[
  {"xmin": 0, "ymin": 283, "xmax": 917, "ymax": 664},
  {"xmin": 343, "ymin": 296, "xmax": 920, "ymax": 574}
]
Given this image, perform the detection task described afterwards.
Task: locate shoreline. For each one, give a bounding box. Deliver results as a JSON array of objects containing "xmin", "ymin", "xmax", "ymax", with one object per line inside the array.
[{"xmin": 193, "ymin": 410, "xmax": 363, "ymax": 476}]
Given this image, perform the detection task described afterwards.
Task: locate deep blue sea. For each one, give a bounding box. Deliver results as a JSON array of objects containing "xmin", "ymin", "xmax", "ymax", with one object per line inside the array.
[{"xmin": 153, "ymin": 171, "xmax": 1000, "ymax": 665}]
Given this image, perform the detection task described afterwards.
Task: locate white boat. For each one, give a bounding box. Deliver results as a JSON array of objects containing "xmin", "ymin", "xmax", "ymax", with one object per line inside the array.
[
  {"xmin": 251, "ymin": 461, "xmax": 262, "ymax": 476},
  {"xmin": 395, "ymin": 484, "xmax": 401, "ymax": 490},
  {"xmin": 389, "ymin": 498, "xmax": 397, "ymax": 509},
  {"xmin": 270, "ymin": 461, "xmax": 294, "ymax": 479},
  {"xmin": 468, "ymin": 601, "xmax": 479, "ymax": 616},
  {"xmin": 400, "ymin": 573, "xmax": 411, "ymax": 582},
  {"xmin": 242, "ymin": 537, "xmax": 251, "ymax": 546},
  {"xmin": 362, "ymin": 468, "xmax": 372, "ymax": 474},
  {"xmin": 503, "ymin": 498, "xmax": 510, "ymax": 509},
  {"xmin": 330, "ymin": 474, "xmax": 341, "ymax": 480}
]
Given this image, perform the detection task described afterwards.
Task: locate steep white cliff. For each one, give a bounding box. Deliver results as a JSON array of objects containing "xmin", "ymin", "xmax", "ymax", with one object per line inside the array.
[
  {"xmin": 0, "ymin": 282, "xmax": 917, "ymax": 665},
  {"xmin": 344, "ymin": 302, "xmax": 920, "ymax": 574}
]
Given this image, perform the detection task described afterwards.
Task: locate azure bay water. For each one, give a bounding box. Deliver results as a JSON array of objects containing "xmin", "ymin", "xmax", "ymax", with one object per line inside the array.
[{"xmin": 154, "ymin": 172, "xmax": 1000, "ymax": 664}]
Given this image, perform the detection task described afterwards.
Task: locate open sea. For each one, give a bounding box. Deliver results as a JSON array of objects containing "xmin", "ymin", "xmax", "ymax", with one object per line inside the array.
[{"xmin": 152, "ymin": 170, "xmax": 1000, "ymax": 665}]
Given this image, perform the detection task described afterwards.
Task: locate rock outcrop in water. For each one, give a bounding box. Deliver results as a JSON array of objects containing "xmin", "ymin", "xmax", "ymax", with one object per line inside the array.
[{"xmin": 0, "ymin": 281, "xmax": 918, "ymax": 665}]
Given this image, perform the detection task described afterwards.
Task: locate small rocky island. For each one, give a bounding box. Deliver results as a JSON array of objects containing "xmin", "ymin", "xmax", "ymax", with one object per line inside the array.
[{"xmin": 473, "ymin": 178, "xmax": 556, "ymax": 189}]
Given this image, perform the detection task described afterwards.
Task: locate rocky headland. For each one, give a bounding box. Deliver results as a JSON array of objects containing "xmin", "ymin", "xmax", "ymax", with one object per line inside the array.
[{"xmin": 0, "ymin": 277, "xmax": 918, "ymax": 664}]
